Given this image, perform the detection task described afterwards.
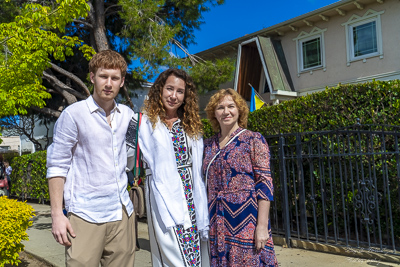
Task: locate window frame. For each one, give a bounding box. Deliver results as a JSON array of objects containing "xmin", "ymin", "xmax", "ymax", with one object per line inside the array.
[
  {"xmin": 293, "ymin": 27, "xmax": 327, "ymax": 75},
  {"xmin": 342, "ymin": 9, "xmax": 384, "ymax": 65},
  {"xmin": 300, "ymin": 35, "xmax": 323, "ymax": 70}
]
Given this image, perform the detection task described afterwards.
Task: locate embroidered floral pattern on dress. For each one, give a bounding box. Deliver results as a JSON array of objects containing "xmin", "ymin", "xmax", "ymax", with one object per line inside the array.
[{"xmin": 170, "ymin": 120, "xmax": 201, "ymax": 267}]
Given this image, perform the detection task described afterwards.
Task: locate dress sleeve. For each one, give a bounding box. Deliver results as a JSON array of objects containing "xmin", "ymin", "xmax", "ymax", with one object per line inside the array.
[{"xmin": 250, "ymin": 133, "xmax": 274, "ymax": 201}]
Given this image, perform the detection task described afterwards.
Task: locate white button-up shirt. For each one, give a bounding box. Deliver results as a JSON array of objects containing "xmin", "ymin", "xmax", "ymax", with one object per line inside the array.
[{"xmin": 47, "ymin": 96, "xmax": 134, "ymax": 223}]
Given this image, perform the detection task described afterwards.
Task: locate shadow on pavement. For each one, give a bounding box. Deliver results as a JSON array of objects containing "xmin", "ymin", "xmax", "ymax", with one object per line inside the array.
[{"xmin": 138, "ymin": 238, "xmax": 151, "ymax": 252}]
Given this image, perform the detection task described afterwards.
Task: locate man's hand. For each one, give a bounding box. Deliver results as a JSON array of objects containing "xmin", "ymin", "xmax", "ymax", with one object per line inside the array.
[
  {"xmin": 48, "ymin": 177, "xmax": 75, "ymax": 246},
  {"xmin": 51, "ymin": 213, "xmax": 76, "ymax": 246}
]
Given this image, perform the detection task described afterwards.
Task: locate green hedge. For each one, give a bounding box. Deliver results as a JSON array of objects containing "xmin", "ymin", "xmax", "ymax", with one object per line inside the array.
[
  {"xmin": 249, "ymin": 79, "xmax": 400, "ymax": 135},
  {"xmin": 203, "ymin": 80, "xmax": 400, "ymax": 137},
  {"xmin": 11, "ymin": 151, "xmax": 48, "ymax": 203}
]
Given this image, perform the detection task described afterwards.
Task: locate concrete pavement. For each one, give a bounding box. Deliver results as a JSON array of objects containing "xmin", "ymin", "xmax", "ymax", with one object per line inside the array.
[{"xmin": 23, "ymin": 202, "xmax": 399, "ymax": 267}]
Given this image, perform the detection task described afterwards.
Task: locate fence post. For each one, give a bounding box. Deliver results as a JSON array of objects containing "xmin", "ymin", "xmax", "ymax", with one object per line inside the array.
[
  {"xmin": 279, "ymin": 136, "xmax": 291, "ymax": 247},
  {"xmin": 296, "ymin": 133, "xmax": 307, "ymax": 237}
]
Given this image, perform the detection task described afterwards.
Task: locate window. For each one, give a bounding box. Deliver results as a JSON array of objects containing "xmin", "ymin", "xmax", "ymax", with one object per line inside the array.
[
  {"xmin": 302, "ymin": 37, "xmax": 322, "ymax": 69},
  {"xmin": 293, "ymin": 27, "xmax": 327, "ymax": 74},
  {"xmin": 352, "ymin": 20, "xmax": 377, "ymax": 57},
  {"xmin": 342, "ymin": 9, "xmax": 384, "ymax": 64}
]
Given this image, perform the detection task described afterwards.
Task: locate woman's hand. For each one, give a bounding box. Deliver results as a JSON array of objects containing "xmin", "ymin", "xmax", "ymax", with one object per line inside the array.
[
  {"xmin": 255, "ymin": 224, "xmax": 269, "ymax": 251},
  {"xmin": 255, "ymin": 199, "xmax": 271, "ymax": 251}
]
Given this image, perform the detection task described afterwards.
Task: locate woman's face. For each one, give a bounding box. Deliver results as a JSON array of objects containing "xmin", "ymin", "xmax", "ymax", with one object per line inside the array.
[
  {"xmin": 214, "ymin": 95, "xmax": 239, "ymax": 130},
  {"xmin": 161, "ymin": 75, "xmax": 186, "ymax": 116}
]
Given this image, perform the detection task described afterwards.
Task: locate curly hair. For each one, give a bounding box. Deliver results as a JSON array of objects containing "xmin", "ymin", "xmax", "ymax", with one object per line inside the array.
[
  {"xmin": 89, "ymin": 50, "xmax": 127, "ymax": 77},
  {"xmin": 205, "ymin": 88, "xmax": 249, "ymax": 133},
  {"xmin": 142, "ymin": 68, "xmax": 203, "ymax": 139}
]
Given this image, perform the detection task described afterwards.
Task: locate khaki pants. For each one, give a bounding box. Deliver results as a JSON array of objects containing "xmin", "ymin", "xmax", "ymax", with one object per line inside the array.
[{"xmin": 66, "ymin": 207, "xmax": 135, "ymax": 267}]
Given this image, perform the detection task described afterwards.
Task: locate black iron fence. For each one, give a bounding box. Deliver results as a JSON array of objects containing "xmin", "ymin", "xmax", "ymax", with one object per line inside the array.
[{"xmin": 266, "ymin": 123, "xmax": 400, "ymax": 256}]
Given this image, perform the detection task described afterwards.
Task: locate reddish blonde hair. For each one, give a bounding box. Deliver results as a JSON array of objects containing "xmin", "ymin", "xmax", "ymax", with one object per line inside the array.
[
  {"xmin": 89, "ymin": 50, "xmax": 127, "ymax": 77},
  {"xmin": 205, "ymin": 88, "xmax": 249, "ymax": 133}
]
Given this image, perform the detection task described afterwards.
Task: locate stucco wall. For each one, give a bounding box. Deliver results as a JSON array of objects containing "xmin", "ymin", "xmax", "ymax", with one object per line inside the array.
[
  {"xmin": 280, "ymin": 1, "xmax": 400, "ymax": 95},
  {"xmin": 0, "ymin": 136, "xmax": 20, "ymax": 151}
]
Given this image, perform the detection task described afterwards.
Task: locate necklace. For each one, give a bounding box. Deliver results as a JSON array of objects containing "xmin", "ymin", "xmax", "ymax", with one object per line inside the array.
[{"xmin": 108, "ymin": 110, "xmax": 116, "ymax": 128}]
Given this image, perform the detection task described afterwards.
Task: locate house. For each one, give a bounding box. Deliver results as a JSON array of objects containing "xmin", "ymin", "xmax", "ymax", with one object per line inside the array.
[{"xmin": 196, "ymin": 0, "xmax": 400, "ymax": 108}]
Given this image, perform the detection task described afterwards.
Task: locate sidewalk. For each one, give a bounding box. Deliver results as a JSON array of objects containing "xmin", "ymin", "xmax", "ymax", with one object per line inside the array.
[{"xmin": 23, "ymin": 203, "xmax": 400, "ymax": 267}]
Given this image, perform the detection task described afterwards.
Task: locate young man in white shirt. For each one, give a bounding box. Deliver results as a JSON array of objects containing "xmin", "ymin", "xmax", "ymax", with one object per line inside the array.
[{"xmin": 47, "ymin": 50, "xmax": 136, "ymax": 266}]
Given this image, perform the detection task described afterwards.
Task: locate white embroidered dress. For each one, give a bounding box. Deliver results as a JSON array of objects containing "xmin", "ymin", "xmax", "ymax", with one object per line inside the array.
[{"xmin": 139, "ymin": 117, "xmax": 209, "ymax": 267}]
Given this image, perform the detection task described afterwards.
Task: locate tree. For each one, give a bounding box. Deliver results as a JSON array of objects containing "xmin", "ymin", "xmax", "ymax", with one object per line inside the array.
[
  {"xmin": 0, "ymin": 0, "xmax": 94, "ymax": 118},
  {"xmin": 0, "ymin": 0, "xmax": 234, "ymax": 119},
  {"xmin": 0, "ymin": 115, "xmax": 53, "ymax": 151}
]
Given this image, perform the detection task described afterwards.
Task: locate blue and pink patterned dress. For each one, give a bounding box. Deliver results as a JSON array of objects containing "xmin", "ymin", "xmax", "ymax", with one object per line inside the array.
[{"xmin": 203, "ymin": 128, "xmax": 278, "ymax": 267}]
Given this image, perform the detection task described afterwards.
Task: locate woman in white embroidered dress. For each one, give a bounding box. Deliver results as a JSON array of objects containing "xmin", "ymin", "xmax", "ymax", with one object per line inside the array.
[{"xmin": 139, "ymin": 68, "xmax": 209, "ymax": 267}]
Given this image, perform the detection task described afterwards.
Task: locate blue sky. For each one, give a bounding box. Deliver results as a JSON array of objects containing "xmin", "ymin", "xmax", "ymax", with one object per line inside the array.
[{"xmin": 189, "ymin": 0, "xmax": 339, "ymax": 54}]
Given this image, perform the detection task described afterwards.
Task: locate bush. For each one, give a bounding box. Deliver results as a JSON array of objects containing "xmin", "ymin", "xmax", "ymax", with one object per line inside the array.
[
  {"xmin": 11, "ymin": 151, "xmax": 48, "ymax": 202},
  {"xmin": 2, "ymin": 152, "xmax": 19, "ymax": 164},
  {"xmin": 202, "ymin": 80, "xmax": 400, "ymax": 136},
  {"xmin": 0, "ymin": 196, "xmax": 35, "ymax": 266},
  {"xmin": 248, "ymin": 80, "xmax": 400, "ymax": 135},
  {"xmin": 201, "ymin": 118, "xmax": 214, "ymax": 139}
]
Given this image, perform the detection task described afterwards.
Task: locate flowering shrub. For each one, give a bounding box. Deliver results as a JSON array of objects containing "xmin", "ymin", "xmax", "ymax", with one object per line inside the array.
[{"xmin": 0, "ymin": 196, "xmax": 35, "ymax": 266}]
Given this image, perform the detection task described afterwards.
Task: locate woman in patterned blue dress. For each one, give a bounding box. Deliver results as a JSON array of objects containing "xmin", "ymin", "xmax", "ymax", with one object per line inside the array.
[
  {"xmin": 139, "ymin": 69, "xmax": 209, "ymax": 267},
  {"xmin": 203, "ymin": 89, "xmax": 278, "ymax": 267}
]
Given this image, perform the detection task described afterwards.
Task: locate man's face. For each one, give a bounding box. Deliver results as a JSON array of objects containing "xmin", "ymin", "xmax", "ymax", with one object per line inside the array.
[{"xmin": 90, "ymin": 68, "xmax": 124, "ymax": 106}]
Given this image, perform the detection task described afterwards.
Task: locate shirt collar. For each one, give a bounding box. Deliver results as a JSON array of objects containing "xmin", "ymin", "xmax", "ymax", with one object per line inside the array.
[{"xmin": 86, "ymin": 95, "xmax": 120, "ymax": 114}]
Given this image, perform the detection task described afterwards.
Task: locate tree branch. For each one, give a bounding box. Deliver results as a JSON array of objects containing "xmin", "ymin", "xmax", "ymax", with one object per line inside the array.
[
  {"xmin": 0, "ymin": 115, "xmax": 44, "ymax": 150},
  {"xmin": 42, "ymin": 71, "xmax": 85, "ymax": 104},
  {"xmin": 105, "ymin": 10, "xmax": 120, "ymax": 17},
  {"xmin": 104, "ymin": 4, "xmax": 121, "ymax": 16},
  {"xmin": 50, "ymin": 63, "xmax": 90, "ymax": 96},
  {"xmin": 121, "ymin": 85, "xmax": 133, "ymax": 108},
  {"xmin": 45, "ymin": 88, "xmax": 59, "ymax": 94},
  {"xmin": 31, "ymin": 106, "xmax": 62, "ymax": 118},
  {"xmin": 72, "ymin": 19, "xmax": 93, "ymax": 29}
]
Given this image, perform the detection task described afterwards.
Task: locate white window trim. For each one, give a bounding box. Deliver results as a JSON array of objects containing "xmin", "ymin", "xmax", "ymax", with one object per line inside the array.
[
  {"xmin": 293, "ymin": 27, "xmax": 327, "ymax": 76},
  {"xmin": 342, "ymin": 9, "xmax": 384, "ymax": 65}
]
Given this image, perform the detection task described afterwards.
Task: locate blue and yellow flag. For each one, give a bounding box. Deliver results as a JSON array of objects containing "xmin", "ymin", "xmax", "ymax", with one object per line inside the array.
[{"xmin": 250, "ymin": 86, "xmax": 265, "ymax": 112}]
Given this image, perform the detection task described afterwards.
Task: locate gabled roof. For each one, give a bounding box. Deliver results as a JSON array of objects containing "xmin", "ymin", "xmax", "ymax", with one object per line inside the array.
[{"xmin": 197, "ymin": 0, "xmax": 385, "ymax": 59}]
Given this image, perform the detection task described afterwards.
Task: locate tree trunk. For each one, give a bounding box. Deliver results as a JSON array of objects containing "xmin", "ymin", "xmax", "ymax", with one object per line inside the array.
[
  {"xmin": 90, "ymin": 0, "xmax": 133, "ymax": 108},
  {"xmin": 92, "ymin": 0, "xmax": 109, "ymax": 51}
]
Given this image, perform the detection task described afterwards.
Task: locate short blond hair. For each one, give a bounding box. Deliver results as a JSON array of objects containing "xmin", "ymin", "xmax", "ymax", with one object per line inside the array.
[{"xmin": 205, "ymin": 88, "xmax": 249, "ymax": 133}]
